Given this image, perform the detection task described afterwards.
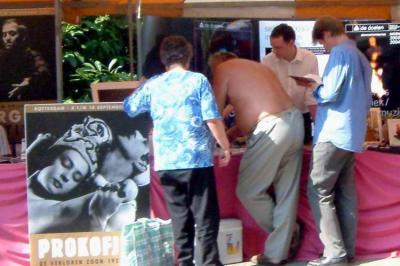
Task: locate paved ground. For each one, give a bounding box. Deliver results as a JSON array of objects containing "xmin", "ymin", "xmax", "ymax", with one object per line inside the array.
[{"xmin": 227, "ymin": 258, "xmax": 400, "ymax": 266}]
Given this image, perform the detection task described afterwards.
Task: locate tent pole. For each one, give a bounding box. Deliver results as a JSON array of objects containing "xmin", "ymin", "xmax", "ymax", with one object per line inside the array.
[
  {"xmin": 55, "ymin": 0, "xmax": 63, "ymax": 101},
  {"xmin": 128, "ymin": 0, "xmax": 135, "ymax": 76},
  {"xmin": 136, "ymin": 0, "xmax": 143, "ymax": 79}
]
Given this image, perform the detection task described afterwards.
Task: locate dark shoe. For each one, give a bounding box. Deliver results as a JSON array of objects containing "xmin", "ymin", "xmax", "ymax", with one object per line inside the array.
[
  {"xmin": 307, "ymin": 256, "xmax": 348, "ymax": 266},
  {"xmin": 250, "ymin": 254, "xmax": 282, "ymax": 265}
]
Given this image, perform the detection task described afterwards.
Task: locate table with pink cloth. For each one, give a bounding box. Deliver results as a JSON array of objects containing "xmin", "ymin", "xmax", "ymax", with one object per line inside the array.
[
  {"xmin": 150, "ymin": 150, "xmax": 400, "ymax": 261},
  {"xmin": 0, "ymin": 163, "xmax": 29, "ymax": 266},
  {"xmin": 1, "ymin": 150, "xmax": 400, "ymax": 265}
]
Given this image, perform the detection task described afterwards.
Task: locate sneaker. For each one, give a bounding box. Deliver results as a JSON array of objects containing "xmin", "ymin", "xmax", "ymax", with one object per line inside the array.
[{"xmin": 307, "ymin": 256, "xmax": 348, "ymax": 266}]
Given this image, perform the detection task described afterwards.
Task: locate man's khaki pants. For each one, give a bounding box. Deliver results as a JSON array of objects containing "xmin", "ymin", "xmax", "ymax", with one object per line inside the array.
[{"xmin": 237, "ymin": 108, "xmax": 304, "ymax": 261}]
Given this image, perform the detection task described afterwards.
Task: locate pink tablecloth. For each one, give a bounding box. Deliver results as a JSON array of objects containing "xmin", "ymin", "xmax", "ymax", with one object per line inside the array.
[
  {"xmin": 0, "ymin": 163, "xmax": 29, "ymax": 266},
  {"xmin": 150, "ymin": 150, "xmax": 400, "ymax": 261},
  {"xmin": 1, "ymin": 150, "xmax": 400, "ymax": 265}
]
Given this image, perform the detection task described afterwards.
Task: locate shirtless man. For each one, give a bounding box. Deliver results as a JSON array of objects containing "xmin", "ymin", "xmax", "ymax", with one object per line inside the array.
[{"xmin": 210, "ymin": 52, "xmax": 304, "ymax": 265}]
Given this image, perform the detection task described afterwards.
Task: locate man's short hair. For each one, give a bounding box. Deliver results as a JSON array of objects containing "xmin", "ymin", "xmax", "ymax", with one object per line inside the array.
[
  {"xmin": 160, "ymin": 35, "xmax": 192, "ymax": 68},
  {"xmin": 208, "ymin": 51, "xmax": 238, "ymax": 68},
  {"xmin": 270, "ymin": 23, "xmax": 296, "ymax": 43},
  {"xmin": 312, "ymin": 16, "xmax": 345, "ymax": 43}
]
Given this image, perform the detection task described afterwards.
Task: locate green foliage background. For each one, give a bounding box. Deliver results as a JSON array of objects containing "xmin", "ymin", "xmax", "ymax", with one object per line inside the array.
[{"xmin": 62, "ymin": 15, "xmax": 136, "ymax": 102}]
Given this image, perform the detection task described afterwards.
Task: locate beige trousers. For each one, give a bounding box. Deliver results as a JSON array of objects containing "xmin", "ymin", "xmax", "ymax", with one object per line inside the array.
[{"xmin": 237, "ymin": 108, "xmax": 304, "ymax": 261}]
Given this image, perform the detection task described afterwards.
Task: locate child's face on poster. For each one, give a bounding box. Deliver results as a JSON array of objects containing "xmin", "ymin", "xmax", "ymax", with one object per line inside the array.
[{"xmin": 38, "ymin": 149, "xmax": 90, "ymax": 195}]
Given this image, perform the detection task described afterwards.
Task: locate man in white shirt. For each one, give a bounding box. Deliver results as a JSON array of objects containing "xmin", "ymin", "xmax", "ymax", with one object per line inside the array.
[{"xmin": 262, "ymin": 23, "xmax": 318, "ymax": 144}]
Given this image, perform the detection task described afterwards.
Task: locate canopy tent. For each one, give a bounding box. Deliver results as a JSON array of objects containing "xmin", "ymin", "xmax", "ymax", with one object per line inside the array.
[
  {"xmin": 183, "ymin": 0, "xmax": 397, "ymax": 20},
  {"xmin": 0, "ymin": 0, "xmax": 399, "ymax": 99},
  {"xmin": 0, "ymin": 0, "xmax": 399, "ymax": 21}
]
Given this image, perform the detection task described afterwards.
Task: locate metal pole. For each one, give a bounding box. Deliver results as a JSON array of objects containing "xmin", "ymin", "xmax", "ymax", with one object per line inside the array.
[
  {"xmin": 128, "ymin": 0, "xmax": 134, "ymax": 76},
  {"xmin": 55, "ymin": 0, "xmax": 63, "ymax": 101},
  {"xmin": 136, "ymin": 0, "xmax": 143, "ymax": 79}
]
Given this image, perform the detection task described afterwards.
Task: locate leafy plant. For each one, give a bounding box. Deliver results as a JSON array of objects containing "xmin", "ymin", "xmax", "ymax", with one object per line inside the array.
[
  {"xmin": 62, "ymin": 15, "xmax": 135, "ymax": 102},
  {"xmin": 71, "ymin": 59, "xmax": 135, "ymax": 83}
]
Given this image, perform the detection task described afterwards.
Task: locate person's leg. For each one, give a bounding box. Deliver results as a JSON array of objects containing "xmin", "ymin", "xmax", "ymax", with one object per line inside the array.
[
  {"xmin": 264, "ymin": 148, "xmax": 302, "ymax": 260},
  {"xmin": 190, "ymin": 167, "xmax": 222, "ymax": 266},
  {"xmin": 158, "ymin": 169, "xmax": 195, "ymax": 266},
  {"xmin": 265, "ymin": 109, "xmax": 304, "ymax": 261},
  {"xmin": 238, "ymin": 109, "xmax": 303, "ymax": 263},
  {"xmin": 335, "ymin": 154, "xmax": 357, "ymax": 260},
  {"xmin": 307, "ymin": 142, "xmax": 352, "ymax": 260},
  {"xmin": 236, "ymin": 120, "xmax": 281, "ymax": 235}
]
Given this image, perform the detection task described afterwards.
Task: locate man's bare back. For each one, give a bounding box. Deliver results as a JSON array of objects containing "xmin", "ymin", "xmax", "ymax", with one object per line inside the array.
[{"xmin": 212, "ymin": 58, "xmax": 294, "ymax": 135}]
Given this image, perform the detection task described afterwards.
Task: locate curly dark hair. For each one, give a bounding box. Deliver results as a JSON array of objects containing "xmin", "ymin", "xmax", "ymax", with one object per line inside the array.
[{"xmin": 159, "ymin": 35, "xmax": 192, "ymax": 68}]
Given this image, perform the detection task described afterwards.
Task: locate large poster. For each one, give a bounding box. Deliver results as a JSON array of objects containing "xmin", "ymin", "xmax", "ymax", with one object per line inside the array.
[
  {"xmin": 0, "ymin": 11, "xmax": 56, "ymax": 101},
  {"xmin": 345, "ymin": 22, "xmax": 400, "ymax": 118},
  {"xmin": 0, "ymin": 9, "xmax": 57, "ymax": 156},
  {"xmin": 193, "ymin": 19, "xmax": 255, "ymax": 75},
  {"xmin": 25, "ymin": 103, "xmax": 151, "ymax": 266}
]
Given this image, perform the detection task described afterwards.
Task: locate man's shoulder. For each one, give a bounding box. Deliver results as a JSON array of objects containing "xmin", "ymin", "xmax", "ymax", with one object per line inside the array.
[
  {"xmin": 330, "ymin": 43, "xmax": 362, "ymax": 61},
  {"xmin": 262, "ymin": 52, "xmax": 277, "ymax": 63},
  {"xmin": 297, "ymin": 48, "xmax": 317, "ymax": 60}
]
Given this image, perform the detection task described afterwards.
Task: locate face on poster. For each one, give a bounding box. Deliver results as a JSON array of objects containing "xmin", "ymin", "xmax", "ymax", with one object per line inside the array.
[
  {"xmin": 25, "ymin": 103, "xmax": 151, "ymax": 265},
  {"xmin": 0, "ymin": 14, "xmax": 57, "ymax": 102},
  {"xmin": 345, "ymin": 22, "xmax": 400, "ymax": 118},
  {"xmin": 258, "ymin": 20, "xmax": 328, "ymax": 74}
]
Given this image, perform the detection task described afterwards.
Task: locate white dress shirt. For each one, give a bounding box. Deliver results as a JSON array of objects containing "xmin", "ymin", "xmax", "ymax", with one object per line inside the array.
[{"xmin": 261, "ymin": 48, "xmax": 318, "ymax": 113}]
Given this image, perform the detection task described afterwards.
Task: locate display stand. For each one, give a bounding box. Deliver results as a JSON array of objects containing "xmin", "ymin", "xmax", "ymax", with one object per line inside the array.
[{"xmin": 90, "ymin": 80, "xmax": 141, "ymax": 102}]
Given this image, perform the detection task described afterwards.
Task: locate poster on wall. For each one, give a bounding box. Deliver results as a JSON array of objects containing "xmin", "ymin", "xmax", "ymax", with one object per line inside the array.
[
  {"xmin": 194, "ymin": 19, "xmax": 255, "ymax": 75},
  {"xmin": 345, "ymin": 22, "xmax": 400, "ymax": 119},
  {"xmin": 0, "ymin": 8, "xmax": 57, "ymax": 154},
  {"xmin": 365, "ymin": 107, "xmax": 384, "ymax": 143},
  {"xmin": 387, "ymin": 118, "xmax": 400, "ymax": 147},
  {"xmin": 25, "ymin": 103, "xmax": 151, "ymax": 266}
]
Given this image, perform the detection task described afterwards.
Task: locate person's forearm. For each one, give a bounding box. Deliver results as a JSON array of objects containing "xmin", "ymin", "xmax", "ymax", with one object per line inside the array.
[{"xmin": 206, "ymin": 119, "xmax": 230, "ymax": 151}]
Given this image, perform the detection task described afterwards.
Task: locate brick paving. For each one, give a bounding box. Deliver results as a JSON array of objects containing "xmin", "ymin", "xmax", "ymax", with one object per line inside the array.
[{"xmin": 227, "ymin": 258, "xmax": 400, "ymax": 266}]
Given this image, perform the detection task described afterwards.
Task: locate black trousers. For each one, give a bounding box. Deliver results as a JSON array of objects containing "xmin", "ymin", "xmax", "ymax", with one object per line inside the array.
[
  {"xmin": 158, "ymin": 167, "xmax": 222, "ymax": 266},
  {"xmin": 303, "ymin": 112, "xmax": 313, "ymax": 145}
]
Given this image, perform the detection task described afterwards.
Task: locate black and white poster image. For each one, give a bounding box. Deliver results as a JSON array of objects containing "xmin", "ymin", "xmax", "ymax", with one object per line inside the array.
[
  {"xmin": 25, "ymin": 103, "xmax": 150, "ymax": 234},
  {"xmin": 0, "ymin": 15, "xmax": 56, "ymax": 101}
]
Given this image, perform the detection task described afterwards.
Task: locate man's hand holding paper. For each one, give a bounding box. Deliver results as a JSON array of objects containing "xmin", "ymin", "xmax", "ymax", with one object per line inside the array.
[{"xmin": 290, "ymin": 73, "xmax": 322, "ymax": 88}]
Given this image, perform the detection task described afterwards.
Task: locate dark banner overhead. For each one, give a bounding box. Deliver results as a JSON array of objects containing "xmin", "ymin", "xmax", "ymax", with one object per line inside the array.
[{"xmin": 25, "ymin": 102, "xmax": 151, "ymax": 266}]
